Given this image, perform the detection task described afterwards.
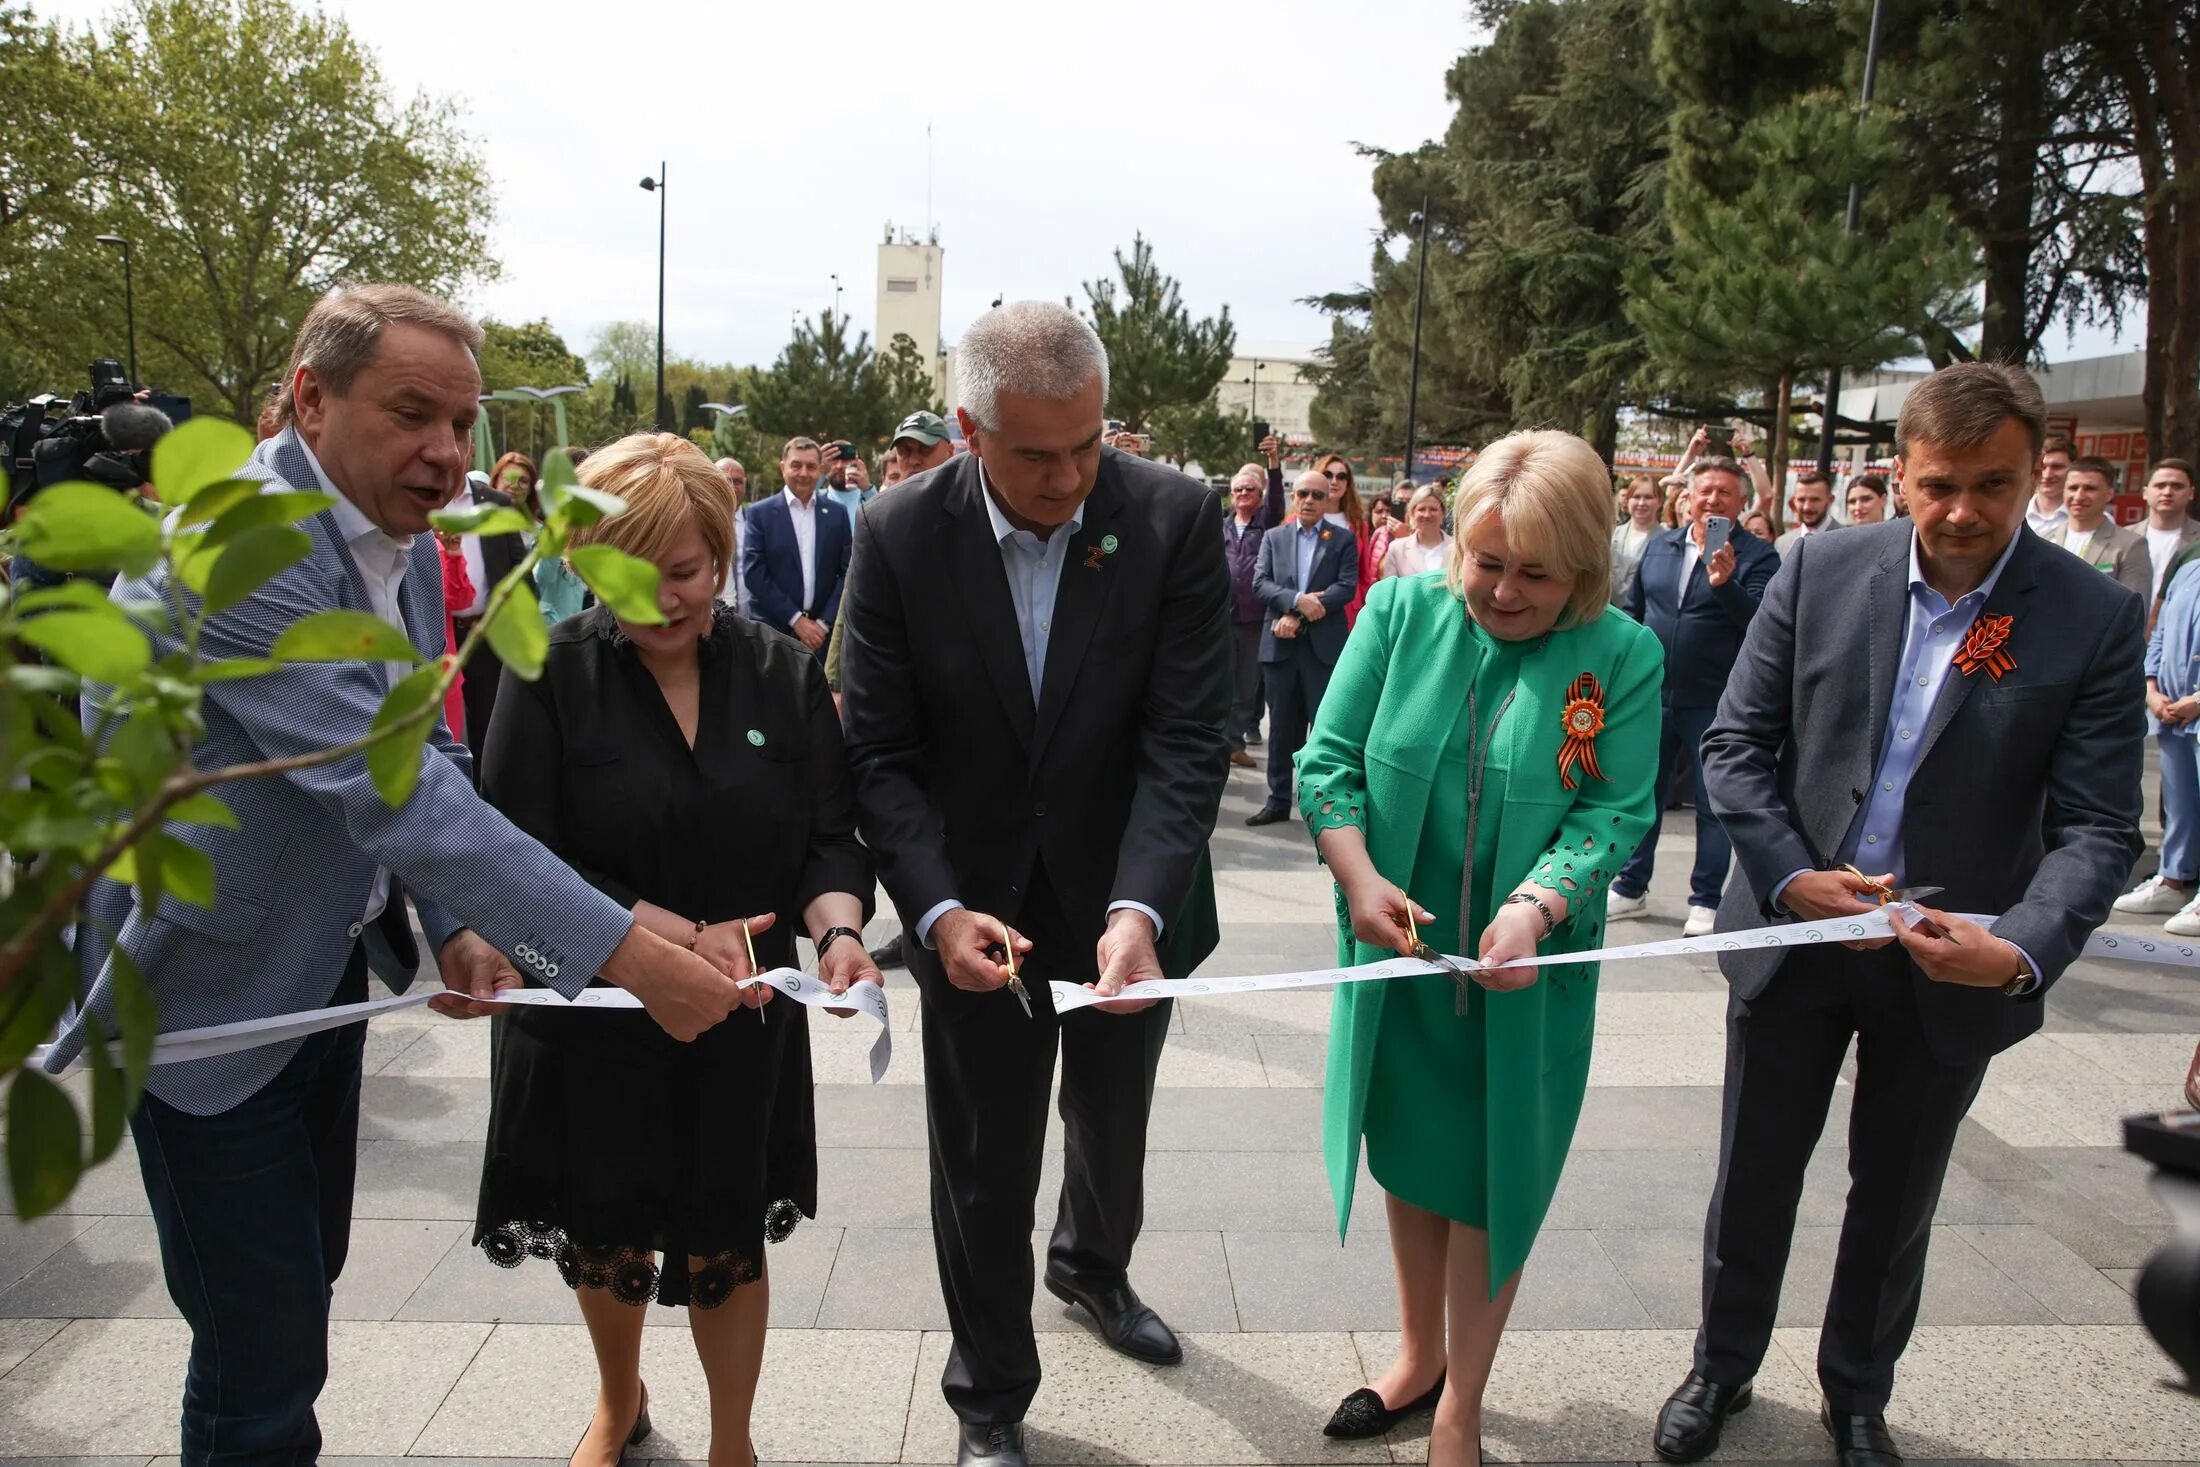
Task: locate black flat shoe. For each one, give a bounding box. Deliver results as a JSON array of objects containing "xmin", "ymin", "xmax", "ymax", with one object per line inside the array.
[
  {"xmin": 957, "ymin": 1420, "xmax": 1028, "ymax": 1466},
  {"xmin": 868, "ymin": 933, "xmax": 907, "ymax": 970},
  {"xmin": 1043, "ymin": 1272, "xmax": 1183, "ymax": 1364},
  {"xmin": 1822, "ymin": 1403, "xmax": 1902, "ymax": 1467},
  {"xmin": 1323, "ymin": 1373, "xmax": 1445, "ymax": 1438},
  {"xmin": 1652, "ymin": 1372, "xmax": 1752, "ymax": 1463},
  {"xmin": 1245, "ymin": 805, "xmax": 1290, "ymax": 826}
]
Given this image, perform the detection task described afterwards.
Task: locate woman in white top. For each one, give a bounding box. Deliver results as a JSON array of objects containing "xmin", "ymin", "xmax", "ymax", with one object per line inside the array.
[
  {"xmin": 1381, "ymin": 483, "xmax": 1454, "ymax": 581},
  {"xmin": 1608, "ymin": 474, "xmax": 1661, "ymax": 605}
]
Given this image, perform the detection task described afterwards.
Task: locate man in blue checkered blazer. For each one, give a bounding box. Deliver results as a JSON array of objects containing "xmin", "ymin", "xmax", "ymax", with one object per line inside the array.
[{"xmin": 48, "ymin": 285, "xmax": 748, "ymax": 1466}]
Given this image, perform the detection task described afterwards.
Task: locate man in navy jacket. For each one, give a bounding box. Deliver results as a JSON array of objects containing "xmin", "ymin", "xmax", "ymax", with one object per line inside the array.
[
  {"xmin": 741, "ymin": 435, "xmax": 852, "ymax": 655},
  {"xmin": 1611, "ymin": 456, "xmax": 1779, "ymax": 934}
]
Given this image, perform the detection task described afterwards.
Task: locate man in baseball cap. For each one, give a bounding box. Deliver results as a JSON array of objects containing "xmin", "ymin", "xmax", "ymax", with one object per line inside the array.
[{"xmin": 891, "ymin": 410, "xmax": 955, "ymax": 476}]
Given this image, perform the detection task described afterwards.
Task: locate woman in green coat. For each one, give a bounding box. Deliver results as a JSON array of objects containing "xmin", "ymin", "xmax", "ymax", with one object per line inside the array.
[{"xmin": 1299, "ymin": 430, "xmax": 1665, "ymax": 1465}]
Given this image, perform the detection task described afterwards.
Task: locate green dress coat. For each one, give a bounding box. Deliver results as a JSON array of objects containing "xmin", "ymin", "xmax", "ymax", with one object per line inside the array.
[{"xmin": 1296, "ymin": 573, "xmax": 1665, "ymax": 1291}]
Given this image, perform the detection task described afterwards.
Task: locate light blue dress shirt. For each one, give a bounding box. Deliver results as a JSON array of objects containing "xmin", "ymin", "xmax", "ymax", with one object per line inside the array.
[
  {"xmin": 1294, "ymin": 522, "xmax": 1322, "ymax": 593},
  {"xmin": 1772, "ymin": 525, "xmax": 2037, "ymax": 982},
  {"xmin": 912, "ymin": 465, "xmax": 1164, "ymax": 950},
  {"xmin": 2147, "ymin": 559, "xmax": 2200, "ymax": 732}
]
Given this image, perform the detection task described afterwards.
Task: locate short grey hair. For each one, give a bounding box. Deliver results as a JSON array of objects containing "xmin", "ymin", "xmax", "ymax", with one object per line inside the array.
[
  {"xmin": 1230, "ymin": 462, "xmax": 1266, "ymax": 491},
  {"xmin": 281, "ymin": 284, "xmax": 482, "ymax": 424},
  {"xmin": 956, "ymin": 301, "xmax": 1109, "ymax": 431}
]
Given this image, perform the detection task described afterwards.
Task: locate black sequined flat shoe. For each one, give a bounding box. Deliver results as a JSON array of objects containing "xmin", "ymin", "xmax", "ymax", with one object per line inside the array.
[{"xmin": 1322, "ymin": 1373, "xmax": 1445, "ymax": 1438}]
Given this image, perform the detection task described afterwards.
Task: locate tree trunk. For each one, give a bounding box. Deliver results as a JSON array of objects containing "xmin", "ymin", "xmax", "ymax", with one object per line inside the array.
[
  {"xmin": 1979, "ymin": 29, "xmax": 2047, "ymax": 361},
  {"xmin": 2111, "ymin": 0, "xmax": 2200, "ymax": 462}
]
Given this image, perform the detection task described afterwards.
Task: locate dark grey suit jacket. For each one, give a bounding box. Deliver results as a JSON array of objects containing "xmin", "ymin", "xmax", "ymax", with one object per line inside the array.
[
  {"xmin": 1252, "ymin": 520, "xmax": 1357, "ymax": 665},
  {"xmin": 1702, "ymin": 521, "xmax": 2145, "ymax": 1063}
]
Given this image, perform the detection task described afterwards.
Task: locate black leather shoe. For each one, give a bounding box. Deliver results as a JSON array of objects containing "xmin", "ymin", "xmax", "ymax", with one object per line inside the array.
[
  {"xmin": 1245, "ymin": 805, "xmax": 1290, "ymax": 827},
  {"xmin": 957, "ymin": 1420, "xmax": 1028, "ymax": 1466},
  {"xmin": 868, "ymin": 933, "xmax": 906, "ymax": 970},
  {"xmin": 1044, "ymin": 1272, "xmax": 1183, "ymax": 1364},
  {"xmin": 1652, "ymin": 1372, "xmax": 1753, "ymax": 1463},
  {"xmin": 1323, "ymin": 1372, "xmax": 1445, "ymax": 1438},
  {"xmin": 1822, "ymin": 1404, "xmax": 1902, "ymax": 1467}
]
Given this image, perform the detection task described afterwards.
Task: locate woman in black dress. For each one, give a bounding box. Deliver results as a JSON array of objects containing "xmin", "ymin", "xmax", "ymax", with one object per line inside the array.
[{"xmin": 474, "ymin": 433, "xmax": 877, "ymax": 1467}]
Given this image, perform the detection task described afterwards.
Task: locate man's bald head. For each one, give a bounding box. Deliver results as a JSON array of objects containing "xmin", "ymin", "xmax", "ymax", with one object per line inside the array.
[{"xmin": 1293, "ymin": 469, "xmax": 1329, "ymax": 525}]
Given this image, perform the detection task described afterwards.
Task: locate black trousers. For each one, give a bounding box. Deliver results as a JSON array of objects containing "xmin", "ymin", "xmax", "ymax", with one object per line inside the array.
[
  {"xmin": 1261, "ymin": 644, "xmax": 1334, "ymax": 810},
  {"xmin": 917, "ymin": 873, "xmax": 1173, "ymax": 1424},
  {"xmin": 1694, "ymin": 944, "xmax": 1989, "ymax": 1413},
  {"xmin": 131, "ymin": 948, "xmax": 369, "ymax": 1466},
  {"xmin": 1226, "ymin": 620, "xmax": 1264, "ymax": 750},
  {"xmin": 457, "ymin": 632, "xmax": 504, "ymax": 765}
]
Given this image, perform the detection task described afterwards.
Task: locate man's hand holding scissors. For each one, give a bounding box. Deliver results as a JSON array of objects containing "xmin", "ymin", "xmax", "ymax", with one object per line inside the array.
[{"xmin": 931, "ymin": 907, "xmax": 1032, "ymax": 1000}]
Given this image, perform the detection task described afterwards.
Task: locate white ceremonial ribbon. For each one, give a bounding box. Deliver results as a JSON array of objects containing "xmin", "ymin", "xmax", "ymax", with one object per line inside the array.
[
  {"xmin": 40, "ymin": 907, "xmax": 2200, "ymax": 1079},
  {"xmin": 36, "ymin": 972, "xmax": 893, "ymax": 1083}
]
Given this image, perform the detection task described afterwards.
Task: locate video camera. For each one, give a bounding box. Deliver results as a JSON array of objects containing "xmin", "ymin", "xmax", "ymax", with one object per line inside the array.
[{"xmin": 3, "ymin": 361, "xmax": 190, "ymax": 518}]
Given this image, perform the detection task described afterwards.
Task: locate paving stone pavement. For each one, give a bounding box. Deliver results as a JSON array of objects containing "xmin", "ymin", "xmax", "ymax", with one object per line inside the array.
[{"xmin": 4, "ymin": 766, "xmax": 2197, "ymax": 1463}]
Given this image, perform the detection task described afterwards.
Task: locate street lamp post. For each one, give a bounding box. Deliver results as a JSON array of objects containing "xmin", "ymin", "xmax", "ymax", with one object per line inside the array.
[
  {"xmin": 831, "ymin": 273, "xmax": 843, "ymax": 324},
  {"xmin": 1403, "ymin": 196, "xmax": 1432, "ymax": 487},
  {"xmin": 95, "ymin": 235, "xmax": 137, "ymax": 386},
  {"xmin": 639, "ymin": 164, "xmax": 669, "ymax": 431}
]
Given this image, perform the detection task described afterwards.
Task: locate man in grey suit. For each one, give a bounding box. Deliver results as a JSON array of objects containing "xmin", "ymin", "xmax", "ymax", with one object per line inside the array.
[
  {"xmin": 1245, "ymin": 470, "xmax": 1358, "ymax": 824},
  {"xmin": 50, "ymin": 285, "xmax": 748, "ymax": 1466},
  {"xmin": 1651, "ymin": 363, "xmax": 2145, "ymax": 1467}
]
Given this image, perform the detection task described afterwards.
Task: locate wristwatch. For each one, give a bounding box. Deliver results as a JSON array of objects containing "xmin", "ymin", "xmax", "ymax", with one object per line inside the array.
[
  {"xmin": 816, "ymin": 926, "xmax": 864, "ymax": 961},
  {"xmin": 1999, "ymin": 943, "xmax": 2041, "ymax": 998}
]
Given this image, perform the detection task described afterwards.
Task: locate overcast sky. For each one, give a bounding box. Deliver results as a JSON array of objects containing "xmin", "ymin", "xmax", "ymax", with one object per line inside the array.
[{"xmin": 44, "ymin": 0, "xmax": 1480, "ymax": 368}]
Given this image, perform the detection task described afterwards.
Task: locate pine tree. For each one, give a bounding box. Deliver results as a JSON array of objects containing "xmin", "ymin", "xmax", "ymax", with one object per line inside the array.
[{"xmin": 1078, "ymin": 235, "xmax": 1234, "ymax": 432}]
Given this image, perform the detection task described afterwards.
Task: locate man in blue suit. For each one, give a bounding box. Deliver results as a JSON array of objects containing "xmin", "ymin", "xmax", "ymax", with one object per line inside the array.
[
  {"xmin": 1246, "ymin": 471, "xmax": 1359, "ymax": 825},
  {"xmin": 51, "ymin": 286, "xmax": 749, "ymax": 1466},
  {"xmin": 1611, "ymin": 456, "xmax": 1779, "ymax": 934},
  {"xmin": 741, "ymin": 435, "xmax": 853, "ymax": 655}
]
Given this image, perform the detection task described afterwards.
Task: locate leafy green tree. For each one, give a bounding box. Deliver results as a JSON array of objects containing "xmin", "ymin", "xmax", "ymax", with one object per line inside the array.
[
  {"xmin": 1302, "ymin": 305, "xmax": 1387, "ymax": 458},
  {"xmin": 478, "ymin": 319, "xmax": 588, "ymax": 394},
  {"xmin": 0, "ymin": 424, "xmax": 664, "ymax": 1214},
  {"xmin": 876, "ymin": 332, "xmax": 944, "ymax": 417},
  {"xmin": 1078, "ymin": 235, "xmax": 1234, "ymax": 432},
  {"xmin": 1150, "ymin": 396, "xmax": 1253, "ymax": 476},
  {"xmin": 738, "ymin": 310, "xmax": 900, "ymax": 448},
  {"xmin": 1626, "ymin": 95, "xmax": 1979, "ymax": 479},
  {"xmin": 0, "ymin": 0, "xmax": 496, "ymax": 421}
]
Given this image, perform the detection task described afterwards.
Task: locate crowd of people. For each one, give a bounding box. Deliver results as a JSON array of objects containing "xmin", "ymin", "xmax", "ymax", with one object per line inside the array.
[{"xmin": 37, "ymin": 281, "xmax": 2179, "ymax": 1467}]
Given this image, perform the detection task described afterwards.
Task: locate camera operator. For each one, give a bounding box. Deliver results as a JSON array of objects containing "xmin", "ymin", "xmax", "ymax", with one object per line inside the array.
[{"xmin": 12, "ymin": 400, "xmax": 172, "ymax": 595}]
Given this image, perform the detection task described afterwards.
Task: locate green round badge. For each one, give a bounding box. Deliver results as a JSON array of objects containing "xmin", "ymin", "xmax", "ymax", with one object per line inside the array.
[
  {"xmin": 1101, "ymin": 534, "xmax": 1119, "ymax": 553},
  {"xmin": 746, "ymin": 729, "xmax": 765, "ymax": 746}
]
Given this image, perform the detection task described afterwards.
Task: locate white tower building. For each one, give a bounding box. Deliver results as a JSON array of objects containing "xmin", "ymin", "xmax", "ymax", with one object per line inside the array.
[{"xmin": 876, "ymin": 224, "xmax": 946, "ymax": 404}]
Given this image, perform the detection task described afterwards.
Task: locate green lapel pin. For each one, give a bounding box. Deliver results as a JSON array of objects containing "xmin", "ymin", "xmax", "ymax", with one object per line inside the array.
[
  {"xmin": 746, "ymin": 729, "xmax": 765, "ymax": 747},
  {"xmin": 1101, "ymin": 534, "xmax": 1119, "ymax": 553}
]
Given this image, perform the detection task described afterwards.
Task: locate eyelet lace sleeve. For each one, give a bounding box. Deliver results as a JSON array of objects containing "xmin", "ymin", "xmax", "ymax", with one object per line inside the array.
[
  {"xmin": 1299, "ymin": 767, "xmax": 1367, "ymax": 847},
  {"xmin": 1525, "ymin": 817, "xmax": 1624, "ymax": 913}
]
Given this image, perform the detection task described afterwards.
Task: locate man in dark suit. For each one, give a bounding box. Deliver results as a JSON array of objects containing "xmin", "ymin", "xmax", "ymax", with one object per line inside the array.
[
  {"xmin": 1652, "ymin": 363, "xmax": 2144, "ymax": 1467},
  {"xmin": 452, "ymin": 469, "xmax": 526, "ymax": 759},
  {"xmin": 839, "ymin": 302, "xmax": 1230, "ymax": 1467},
  {"xmin": 1611, "ymin": 457, "xmax": 1780, "ymax": 934},
  {"xmin": 1245, "ymin": 469, "xmax": 1357, "ymax": 826},
  {"xmin": 740, "ymin": 434, "xmax": 852, "ymax": 655},
  {"xmin": 1221, "ymin": 445, "xmax": 1288, "ymax": 767}
]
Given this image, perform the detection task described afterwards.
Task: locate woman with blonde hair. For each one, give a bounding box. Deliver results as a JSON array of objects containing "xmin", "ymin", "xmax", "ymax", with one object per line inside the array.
[
  {"xmin": 1381, "ymin": 483, "xmax": 1453, "ymax": 580},
  {"xmin": 1300, "ymin": 430, "xmax": 1664, "ymax": 1465},
  {"xmin": 474, "ymin": 433, "xmax": 877, "ymax": 1467}
]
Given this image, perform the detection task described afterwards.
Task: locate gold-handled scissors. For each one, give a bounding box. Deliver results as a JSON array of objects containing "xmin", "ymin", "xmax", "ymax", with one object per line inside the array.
[
  {"xmin": 741, "ymin": 920, "xmax": 764, "ymax": 1024},
  {"xmin": 1841, "ymin": 866, "xmax": 1951, "ymax": 939},
  {"xmin": 1000, "ymin": 919, "xmax": 1033, "ymax": 1019},
  {"xmin": 1399, "ymin": 905, "xmax": 1473, "ymax": 989}
]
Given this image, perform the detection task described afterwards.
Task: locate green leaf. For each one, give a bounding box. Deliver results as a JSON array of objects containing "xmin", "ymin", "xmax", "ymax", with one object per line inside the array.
[
  {"xmin": 17, "ymin": 609, "xmax": 153, "ymax": 681},
  {"xmin": 15, "ymin": 483, "xmax": 162, "ymax": 576},
  {"xmin": 536, "ymin": 445, "xmax": 578, "ymax": 515},
  {"xmin": 202, "ymin": 491, "xmax": 335, "ymax": 547},
  {"xmin": 270, "ymin": 610, "xmax": 423, "ymax": 665},
  {"xmin": 2, "ymin": 665, "xmax": 81, "ymax": 696},
  {"xmin": 110, "ymin": 945, "xmax": 158, "ymax": 1109},
  {"xmin": 556, "ymin": 484, "xmax": 627, "ymax": 528},
  {"xmin": 482, "ymin": 581, "xmax": 548, "ymax": 678},
  {"xmin": 190, "ymin": 657, "xmax": 280, "ymax": 682},
  {"xmin": 85, "ymin": 1032, "xmax": 126, "ymax": 1164},
  {"xmin": 104, "ymin": 710, "xmax": 180, "ymax": 801},
  {"xmin": 137, "ymin": 829, "xmax": 215, "ymax": 909},
  {"xmin": 567, "ymin": 544, "xmax": 666, "ymax": 624},
  {"xmin": 151, "ymin": 416, "xmax": 255, "ymax": 508},
  {"xmin": 202, "ymin": 524, "xmax": 311, "ymax": 613},
  {"xmin": 0, "ymin": 924, "xmax": 76, "ymax": 1075},
  {"xmin": 168, "ymin": 791, "xmax": 238, "ymax": 829},
  {"xmin": 4, "ymin": 1069, "xmax": 82, "ymax": 1219},
  {"xmin": 172, "ymin": 478, "xmax": 261, "ymax": 528},
  {"xmin": 429, "ymin": 503, "xmax": 534, "ymax": 536},
  {"xmin": 366, "ymin": 663, "xmax": 445, "ymax": 806},
  {"xmin": 8, "ymin": 580, "xmax": 116, "ymax": 614}
]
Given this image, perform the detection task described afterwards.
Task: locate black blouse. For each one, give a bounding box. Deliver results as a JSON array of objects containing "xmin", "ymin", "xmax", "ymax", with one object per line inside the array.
[{"xmin": 479, "ymin": 603, "xmax": 873, "ymax": 975}]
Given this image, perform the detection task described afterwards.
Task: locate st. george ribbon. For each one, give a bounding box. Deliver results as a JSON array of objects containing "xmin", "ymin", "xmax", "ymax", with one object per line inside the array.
[{"xmin": 45, "ymin": 907, "xmax": 2200, "ymax": 1079}]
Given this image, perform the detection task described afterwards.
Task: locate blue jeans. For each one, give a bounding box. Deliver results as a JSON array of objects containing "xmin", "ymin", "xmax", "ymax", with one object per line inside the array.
[
  {"xmin": 2162, "ymin": 732, "xmax": 2199, "ymax": 884},
  {"xmin": 1613, "ymin": 702, "xmax": 1732, "ymax": 909},
  {"xmin": 130, "ymin": 951, "xmax": 367, "ymax": 1466}
]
